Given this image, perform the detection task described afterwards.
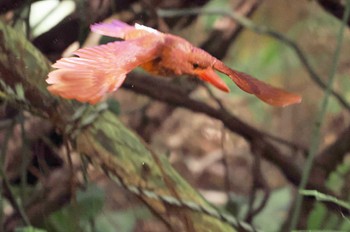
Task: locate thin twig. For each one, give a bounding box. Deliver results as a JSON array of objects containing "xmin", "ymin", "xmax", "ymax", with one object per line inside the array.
[
  {"xmin": 24, "ymin": 1, "xmax": 31, "ymax": 39},
  {"xmin": 0, "ymin": 121, "xmax": 15, "ymax": 231},
  {"xmin": 201, "ymin": 83, "xmax": 307, "ymax": 153},
  {"xmin": 201, "ymin": 83, "xmax": 226, "ymax": 110},
  {"xmin": 124, "ymin": 73, "xmax": 350, "ymax": 214},
  {"xmin": 202, "ymin": 83, "xmax": 273, "ymax": 220},
  {"xmin": 123, "ymin": 74, "xmax": 306, "ymax": 191},
  {"xmin": 289, "ymin": 0, "xmax": 350, "ymax": 229},
  {"xmin": 64, "ymin": 137, "xmax": 75, "ymax": 194},
  {"xmin": 18, "ymin": 113, "xmax": 29, "ymax": 205},
  {"xmin": 315, "ymin": 124, "xmax": 350, "ymax": 178},
  {"xmin": 220, "ymin": 127, "xmax": 232, "ymax": 198},
  {"xmin": 0, "ymin": 120, "xmax": 31, "ymax": 227},
  {"xmin": 245, "ymin": 147, "xmax": 270, "ymax": 223},
  {"xmin": 263, "ymin": 133, "xmax": 307, "ymax": 154},
  {"xmin": 157, "ymin": 7, "xmax": 350, "ymax": 111}
]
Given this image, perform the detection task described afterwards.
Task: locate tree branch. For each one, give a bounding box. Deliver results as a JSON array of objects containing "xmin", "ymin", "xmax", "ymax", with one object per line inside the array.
[
  {"xmin": 0, "ymin": 20, "xmax": 253, "ymax": 232},
  {"xmin": 122, "ymin": 74, "xmax": 317, "ymax": 192},
  {"xmin": 123, "ymin": 73, "xmax": 350, "ymax": 216},
  {"xmin": 0, "ymin": 0, "xmax": 28, "ymax": 14},
  {"xmin": 201, "ymin": 0, "xmax": 262, "ymax": 58},
  {"xmin": 314, "ymin": 125, "xmax": 350, "ymax": 181},
  {"xmin": 3, "ymin": 167, "xmax": 75, "ymax": 231}
]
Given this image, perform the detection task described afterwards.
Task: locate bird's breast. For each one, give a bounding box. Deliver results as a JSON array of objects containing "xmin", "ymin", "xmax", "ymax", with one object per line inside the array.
[{"xmin": 140, "ymin": 57, "xmax": 178, "ymax": 77}]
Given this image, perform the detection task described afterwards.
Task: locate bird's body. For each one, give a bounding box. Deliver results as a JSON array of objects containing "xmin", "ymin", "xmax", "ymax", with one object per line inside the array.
[{"xmin": 46, "ymin": 20, "xmax": 301, "ymax": 106}]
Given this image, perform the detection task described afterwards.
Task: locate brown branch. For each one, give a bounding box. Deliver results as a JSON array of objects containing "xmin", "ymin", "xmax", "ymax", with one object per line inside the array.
[
  {"xmin": 140, "ymin": 0, "xmax": 211, "ymax": 29},
  {"xmin": 245, "ymin": 150, "xmax": 270, "ymax": 223},
  {"xmin": 201, "ymin": 0, "xmax": 262, "ymax": 58},
  {"xmin": 123, "ymin": 74, "xmax": 350, "ymax": 217},
  {"xmin": 313, "ymin": 125, "xmax": 350, "ymax": 182},
  {"xmin": 123, "ymin": 74, "xmax": 312, "ymax": 190},
  {"xmin": 3, "ymin": 167, "xmax": 76, "ymax": 231},
  {"xmin": 0, "ymin": 0, "xmax": 28, "ymax": 14}
]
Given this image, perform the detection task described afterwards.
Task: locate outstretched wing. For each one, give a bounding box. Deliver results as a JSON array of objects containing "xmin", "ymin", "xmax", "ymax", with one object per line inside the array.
[
  {"xmin": 91, "ymin": 20, "xmax": 161, "ymax": 40},
  {"xmin": 46, "ymin": 35, "xmax": 163, "ymax": 104},
  {"xmin": 214, "ymin": 60, "xmax": 301, "ymax": 107}
]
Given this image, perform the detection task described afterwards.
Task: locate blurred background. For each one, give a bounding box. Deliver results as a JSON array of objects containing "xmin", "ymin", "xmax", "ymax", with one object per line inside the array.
[{"xmin": 1, "ymin": 0, "xmax": 350, "ymax": 231}]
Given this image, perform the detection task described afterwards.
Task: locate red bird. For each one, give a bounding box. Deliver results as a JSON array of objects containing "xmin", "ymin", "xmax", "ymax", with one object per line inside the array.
[{"xmin": 46, "ymin": 20, "xmax": 301, "ymax": 106}]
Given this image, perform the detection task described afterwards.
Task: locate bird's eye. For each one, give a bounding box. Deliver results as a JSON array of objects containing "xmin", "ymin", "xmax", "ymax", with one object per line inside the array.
[{"xmin": 192, "ymin": 63, "xmax": 199, "ymax": 69}]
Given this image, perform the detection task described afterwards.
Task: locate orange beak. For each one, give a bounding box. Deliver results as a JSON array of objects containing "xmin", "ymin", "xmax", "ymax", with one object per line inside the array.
[{"xmin": 195, "ymin": 68, "xmax": 230, "ymax": 92}]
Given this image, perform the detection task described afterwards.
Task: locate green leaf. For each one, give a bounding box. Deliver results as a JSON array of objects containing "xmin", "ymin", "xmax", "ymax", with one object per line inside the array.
[
  {"xmin": 107, "ymin": 99, "xmax": 120, "ymax": 116},
  {"xmin": 237, "ymin": 187, "xmax": 292, "ymax": 231},
  {"xmin": 15, "ymin": 227, "xmax": 47, "ymax": 232},
  {"xmin": 307, "ymin": 203, "xmax": 327, "ymax": 229},
  {"xmin": 45, "ymin": 184, "xmax": 105, "ymax": 232},
  {"xmin": 15, "ymin": 84, "xmax": 25, "ymax": 100},
  {"xmin": 326, "ymin": 160, "xmax": 350, "ymax": 193},
  {"xmin": 92, "ymin": 207, "xmax": 151, "ymax": 232},
  {"xmin": 300, "ymin": 190, "xmax": 350, "ymax": 211},
  {"xmin": 75, "ymin": 183, "xmax": 105, "ymax": 219}
]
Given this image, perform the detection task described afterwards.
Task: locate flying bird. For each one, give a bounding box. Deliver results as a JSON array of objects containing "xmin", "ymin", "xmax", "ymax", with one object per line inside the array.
[{"xmin": 46, "ymin": 20, "xmax": 301, "ymax": 106}]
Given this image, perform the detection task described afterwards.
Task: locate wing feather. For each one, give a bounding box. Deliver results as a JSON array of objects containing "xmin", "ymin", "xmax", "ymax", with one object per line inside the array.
[
  {"xmin": 91, "ymin": 20, "xmax": 160, "ymax": 40},
  {"xmin": 47, "ymin": 35, "xmax": 162, "ymax": 104}
]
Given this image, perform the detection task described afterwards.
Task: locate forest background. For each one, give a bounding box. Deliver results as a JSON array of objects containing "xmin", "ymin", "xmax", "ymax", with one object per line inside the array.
[{"xmin": 1, "ymin": 0, "xmax": 350, "ymax": 231}]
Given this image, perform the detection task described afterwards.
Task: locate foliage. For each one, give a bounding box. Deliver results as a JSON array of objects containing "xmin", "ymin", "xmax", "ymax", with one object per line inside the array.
[{"xmin": 15, "ymin": 227, "xmax": 46, "ymax": 232}]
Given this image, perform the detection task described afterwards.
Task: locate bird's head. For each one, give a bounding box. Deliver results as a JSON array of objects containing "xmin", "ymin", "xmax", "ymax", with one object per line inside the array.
[
  {"xmin": 184, "ymin": 45, "xmax": 230, "ymax": 92},
  {"xmin": 161, "ymin": 35, "xmax": 229, "ymax": 92}
]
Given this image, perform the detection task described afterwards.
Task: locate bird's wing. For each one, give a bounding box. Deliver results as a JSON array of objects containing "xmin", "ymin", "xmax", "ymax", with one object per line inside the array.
[
  {"xmin": 91, "ymin": 20, "xmax": 161, "ymax": 40},
  {"xmin": 46, "ymin": 35, "xmax": 163, "ymax": 104}
]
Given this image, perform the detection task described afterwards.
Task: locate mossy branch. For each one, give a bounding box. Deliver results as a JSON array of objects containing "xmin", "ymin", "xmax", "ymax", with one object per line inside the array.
[{"xmin": 0, "ymin": 20, "xmax": 256, "ymax": 232}]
